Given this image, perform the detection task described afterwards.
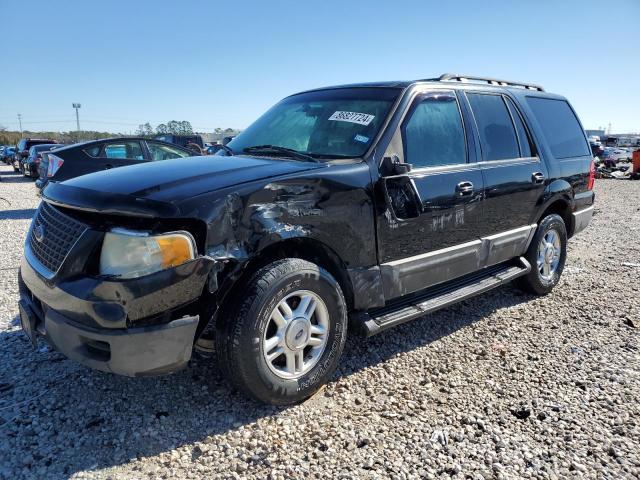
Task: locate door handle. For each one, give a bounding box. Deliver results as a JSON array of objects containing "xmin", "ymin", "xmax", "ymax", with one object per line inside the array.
[
  {"xmin": 532, "ymin": 172, "xmax": 545, "ymax": 184},
  {"xmin": 104, "ymin": 164, "xmax": 113, "ymax": 170},
  {"xmin": 456, "ymin": 181, "xmax": 474, "ymax": 196}
]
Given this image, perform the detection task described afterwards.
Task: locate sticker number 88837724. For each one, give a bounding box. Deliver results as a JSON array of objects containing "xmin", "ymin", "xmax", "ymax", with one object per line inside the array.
[{"xmin": 328, "ymin": 111, "xmax": 375, "ymax": 126}]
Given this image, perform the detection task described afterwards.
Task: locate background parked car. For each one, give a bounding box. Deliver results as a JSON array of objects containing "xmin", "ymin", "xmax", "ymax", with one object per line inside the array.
[
  {"xmin": 206, "ymin": 144, "xmax": 224, "ymax": 155},
  {"xmin": 36, "ymin": 137, "xmax": 195, "ymax": 189},
  {"xmin": 22, "ymin": 144, "xmax": 65, "ymax": 178},
  {"xmin": 1, "ymin": 147, "xmax": 16, "ymax": 165},
  {"xmin": 589, "ymin": 140, "xmax": 604, "ymax": 160},
  {"xmin": 600, "ymin": 147, "xmax": 630, "ymax": 167},
  {"xmin": 13, "ymin": 138, "xmax": 58, "ymax": 171}
]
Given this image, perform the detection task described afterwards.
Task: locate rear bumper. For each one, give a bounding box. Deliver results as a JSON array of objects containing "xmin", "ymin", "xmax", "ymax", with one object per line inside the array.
[
  {"xmin": 19, "ymin": 295, "xmax": 198, "ymax": 376},
  {"xmin": 572, "ymin": 205, "xmax": 594, "ymax": 236}
]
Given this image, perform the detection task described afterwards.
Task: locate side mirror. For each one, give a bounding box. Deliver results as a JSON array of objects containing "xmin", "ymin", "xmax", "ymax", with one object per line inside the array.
[{"xmin": 381, "ymin": 155, "xmax": 412, "ymax": 176}]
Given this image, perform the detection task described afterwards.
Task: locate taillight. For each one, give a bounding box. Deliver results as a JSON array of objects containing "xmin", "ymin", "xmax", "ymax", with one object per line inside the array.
[
  {"xmin": 587, "ymin": 159, "xmax": 596, "ymax": 190},
  {"xmin": 47, "ymin": 154, "xmax": 64, "ymax": 177}
]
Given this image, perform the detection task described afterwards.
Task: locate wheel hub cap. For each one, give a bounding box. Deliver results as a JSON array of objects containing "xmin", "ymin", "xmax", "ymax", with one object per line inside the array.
[{"xmin": 285, "ymin": 318, "xmax": 310, "ymax": 351}]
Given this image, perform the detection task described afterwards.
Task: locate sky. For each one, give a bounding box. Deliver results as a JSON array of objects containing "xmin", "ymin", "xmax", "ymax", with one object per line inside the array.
[{"xmin": 1, "ymin": 0, "xmax": 638, "ymax": 134}]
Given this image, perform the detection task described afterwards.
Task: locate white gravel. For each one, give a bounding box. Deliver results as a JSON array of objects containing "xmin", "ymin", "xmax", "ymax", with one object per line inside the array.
[{"xmin": 0, "ymin": 164, "xmax": 638, "ymax": 479}]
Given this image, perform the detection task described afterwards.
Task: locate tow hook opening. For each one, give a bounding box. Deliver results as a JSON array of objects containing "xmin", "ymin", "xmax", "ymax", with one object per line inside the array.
[{"xmin": 80, "ymin": 337, "xmax": 111, "ymax": 362}]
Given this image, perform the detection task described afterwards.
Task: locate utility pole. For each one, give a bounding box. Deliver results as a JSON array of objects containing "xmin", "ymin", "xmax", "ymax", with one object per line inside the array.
[
  {"xmin": 72, "ymin": 103, "xmax": 81, "ymax": 141},
  {"xmin": 17, "ymin": 114, "xmax": 23, "ymax": 137}
]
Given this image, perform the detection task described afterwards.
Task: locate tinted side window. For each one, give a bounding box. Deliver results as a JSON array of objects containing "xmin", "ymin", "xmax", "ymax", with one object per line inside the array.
[
  {"xmin": 84, "ymin": 145, "xmax": 101, "ymax": 157},
  {"xmin": 504, "ymin": 97, "xmax": 533, "ymax": 157},
  {"xmin": 526, "ymin": 97, "xmax": 590, "ymax": 159},
  {"xmin": 467, "ymin": 93, "xmax": 519, "ymax": 161},
  {"xmin": 402, "ymin": 95, "xmax": 466, "ymax": 168},
  {"xmin": 147, "ymin": 142, "xmax": 191, "ymax": 161},
  {"xmin": 103, "ymin": 141, "xmax": 144, "ymax": 160}
]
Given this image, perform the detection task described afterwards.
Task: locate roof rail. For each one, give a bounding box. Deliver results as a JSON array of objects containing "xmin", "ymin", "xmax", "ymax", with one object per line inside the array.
[{"xmin": 435, "ymin": 73, "xmax": 545, "ymax": 92}]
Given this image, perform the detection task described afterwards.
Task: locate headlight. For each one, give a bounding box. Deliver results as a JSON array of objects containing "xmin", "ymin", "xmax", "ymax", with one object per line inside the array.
[{"xmin": 99, "ymin": 228, "xmax": 196, "ymax": 279}]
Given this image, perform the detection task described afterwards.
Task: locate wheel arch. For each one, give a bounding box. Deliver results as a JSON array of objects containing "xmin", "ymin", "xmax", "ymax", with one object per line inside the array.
[
  {"xmin": 537, "ymin": 195, "xmax": 574, "ymax": 237},
  {"xmin": 215, "ymin": 237, "xmax": 355, "ymax": 321}
]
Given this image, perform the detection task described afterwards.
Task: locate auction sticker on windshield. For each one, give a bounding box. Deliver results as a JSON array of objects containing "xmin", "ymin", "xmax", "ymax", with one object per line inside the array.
[{"xmin": 328, "ymin": 111, "xmax": 375, "ymax": 126}]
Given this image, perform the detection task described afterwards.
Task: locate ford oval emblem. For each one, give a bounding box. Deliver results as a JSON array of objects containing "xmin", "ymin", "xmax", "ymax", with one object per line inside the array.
[{"xmin": 34, "ymin": 225, "xmax": 45, "ymax": 243}]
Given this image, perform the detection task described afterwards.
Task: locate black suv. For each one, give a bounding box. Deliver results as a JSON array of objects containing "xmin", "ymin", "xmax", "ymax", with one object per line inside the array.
[{"xmin": 18, "ymin": 75, "xmax": 595, "ymax": 405}]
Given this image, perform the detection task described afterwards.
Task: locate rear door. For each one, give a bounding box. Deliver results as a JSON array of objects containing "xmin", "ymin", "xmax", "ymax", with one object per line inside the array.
[
  {"xmin": 463, "ymin": 91, "xmax": 544, "ymax": 264},
  {"xmin": 376, "ymin": 89, "xmax": 485, "ymax": 299}
]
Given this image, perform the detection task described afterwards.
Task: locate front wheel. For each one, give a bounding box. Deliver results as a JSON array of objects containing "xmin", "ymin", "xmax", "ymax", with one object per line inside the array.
[
  {"xmin": 515, "ymin": 214, "xmax": 567, "ymax": 295},
  {"xmin": 215, "ymin": 258, "xmax": 348, "ymax": 405}
]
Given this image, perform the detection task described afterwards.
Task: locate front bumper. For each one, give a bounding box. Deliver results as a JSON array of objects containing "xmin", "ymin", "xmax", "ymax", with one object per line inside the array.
[
  {"xmin": 19, "ymin": 250, "xmax": 215, "ymax": 376},
  {"xmin": 20, "ymin": 296, "xmax": 199, "ymax": 376}
]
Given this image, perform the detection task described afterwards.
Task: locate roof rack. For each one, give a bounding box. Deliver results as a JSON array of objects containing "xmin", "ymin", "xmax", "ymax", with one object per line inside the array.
[{"xmin": 432, "ymin": 73, "xmax": 544, "ymax": 92}]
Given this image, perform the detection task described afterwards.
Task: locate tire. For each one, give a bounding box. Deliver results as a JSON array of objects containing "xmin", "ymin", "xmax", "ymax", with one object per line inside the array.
[
  {"xmin": 216, "ymin": 258, "xmax": 348, "ymax": 405},
  {"xmin": 514, "ymin": 214, "xmax": 567, "ymax": 295}
]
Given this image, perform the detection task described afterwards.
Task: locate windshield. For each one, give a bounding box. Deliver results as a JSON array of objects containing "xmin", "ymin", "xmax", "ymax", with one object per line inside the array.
[{"xmin": 227, "ymin": 87, "xmax": 400, "ymax": 159}]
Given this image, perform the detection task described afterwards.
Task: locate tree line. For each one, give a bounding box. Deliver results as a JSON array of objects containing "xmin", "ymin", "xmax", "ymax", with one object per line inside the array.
[{"xmin": 0, "ymin": 120, "xmax": 241, "ymax": 146}]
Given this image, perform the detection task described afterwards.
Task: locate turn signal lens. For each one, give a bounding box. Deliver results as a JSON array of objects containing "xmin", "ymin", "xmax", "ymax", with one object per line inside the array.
[{"xmin": 156, "ymin": 235, "xmax": 195, "ymax": 269}]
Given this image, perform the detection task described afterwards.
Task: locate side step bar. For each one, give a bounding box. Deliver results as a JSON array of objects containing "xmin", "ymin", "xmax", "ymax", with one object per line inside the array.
[{"xmin": 355, "ymin": 258, "xmax": 531, "ymax": 337}]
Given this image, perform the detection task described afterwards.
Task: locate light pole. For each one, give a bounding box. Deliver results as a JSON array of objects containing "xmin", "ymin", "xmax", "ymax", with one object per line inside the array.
[
  {"xmin": 72, "ymin": 103, "xmax": 81, "ymax": 140},
  {"xmin": 17, "ymin": 113, "xmax": 23, "ymax": 137}
]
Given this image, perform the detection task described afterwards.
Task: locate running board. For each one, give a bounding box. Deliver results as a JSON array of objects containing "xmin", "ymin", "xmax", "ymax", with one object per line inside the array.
[{"xmin": 355, "ymin": 258, "xmax": 531, "ymax": 337}]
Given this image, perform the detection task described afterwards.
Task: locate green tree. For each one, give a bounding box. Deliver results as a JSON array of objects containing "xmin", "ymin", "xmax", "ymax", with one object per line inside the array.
[
  {"xmin": 156, "ymin": 123, "xmax": 168, "ymax": 134},
  {"xmin": 179, "ymin": 121, "xmax": 193, "ymax": 134},
  {"xmin": 135, "ymin": 123, "xmax": 153, "ymax": 137}
]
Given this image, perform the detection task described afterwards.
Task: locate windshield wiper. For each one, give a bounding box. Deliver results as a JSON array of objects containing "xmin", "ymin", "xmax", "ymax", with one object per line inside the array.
[{"xmin": 242, "ymin": 145, "xmax": 319, "ymax": 163}]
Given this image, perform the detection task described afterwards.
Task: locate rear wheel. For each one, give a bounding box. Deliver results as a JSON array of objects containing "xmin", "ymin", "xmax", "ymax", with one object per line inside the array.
[
  {"xmin": 215, "ymin": 258, "xmax": 348, "ymax": 405},
  {"xmin": 515, "ymin": 214, "xmax": 567, "ymax": 295}
]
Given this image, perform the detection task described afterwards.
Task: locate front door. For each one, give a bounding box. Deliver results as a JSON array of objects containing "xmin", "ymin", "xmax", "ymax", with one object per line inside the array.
[{"xmin": 376, "ymin": 90, "xmax": 484, "ymax": 300}]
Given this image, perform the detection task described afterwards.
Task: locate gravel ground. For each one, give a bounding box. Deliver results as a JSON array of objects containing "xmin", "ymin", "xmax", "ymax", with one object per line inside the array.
[{"xmin": 0, "ymin": 164, "xmax": 638, "ymax": 479}]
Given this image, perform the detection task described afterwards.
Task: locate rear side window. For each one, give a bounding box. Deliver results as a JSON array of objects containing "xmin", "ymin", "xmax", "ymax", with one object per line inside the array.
[
  {"xmin": 147, "ymin": 142, "xmax": 191, "ymax": 161},
  {"xmin": 467, "ymin": 93, "xmax": 519, "ymax": 161},
  {"xmin": 84, "ymin": 145, "xmax": 102, "ymax": 157},
  {"xmin": 402, "ymin": 94, "xmax": 466, "ymax": 168},
  {"xmin": 526, "ymin": 97, "xmax": 590, "ymax": 158},
  {"xmin": 103, "ymin": 141, "xmax": 144, "ymax": 160}
]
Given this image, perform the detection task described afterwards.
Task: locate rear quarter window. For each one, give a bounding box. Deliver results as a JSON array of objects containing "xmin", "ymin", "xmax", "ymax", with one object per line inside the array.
[{"xmin": 526, "ymin": 97, "xmax": 590, "ymax": 159}]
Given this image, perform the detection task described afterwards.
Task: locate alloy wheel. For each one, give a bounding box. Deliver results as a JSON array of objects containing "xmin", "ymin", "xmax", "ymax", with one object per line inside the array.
[
  {"xmin": 262, "ymin": 290, "xmax": 329, "ymax": 379},
  {"xmin": 537, "ymin": 228, "xmax": 561, "ymax": 281}
]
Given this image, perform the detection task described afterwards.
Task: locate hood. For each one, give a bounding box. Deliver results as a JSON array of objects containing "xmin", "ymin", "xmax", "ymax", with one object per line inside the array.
[{"xmin": 42, "ymin": 155, "xmax": 322, "ymax": 217}]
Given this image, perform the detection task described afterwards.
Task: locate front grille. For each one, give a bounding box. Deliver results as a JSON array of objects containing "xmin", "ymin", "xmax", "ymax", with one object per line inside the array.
[{"xmin": 29, "ymin": 202, "xmax": 87, "ymax": 273}]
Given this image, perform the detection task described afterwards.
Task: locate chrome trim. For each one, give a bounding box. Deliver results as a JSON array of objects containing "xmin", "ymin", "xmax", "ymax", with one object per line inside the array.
[
  {"xmin": 482, "ymin": 224, "xmax": 537, "ymax": 267},
  {"xmin": 382, "ymin": 239, "xmax": 482, "ymax": 267},
  {"xmin": 572, "ymin": 205, "xmax": 594, "ymax": 236},
  {"xmin": 380, "ymin": 224, "xmax": 538, "ymax": 299},
  {"xmin": 476, "ymin": 157, "xmax": 540, "ymax": 168}
]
